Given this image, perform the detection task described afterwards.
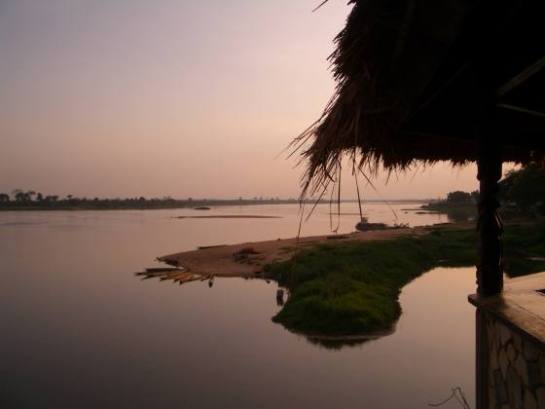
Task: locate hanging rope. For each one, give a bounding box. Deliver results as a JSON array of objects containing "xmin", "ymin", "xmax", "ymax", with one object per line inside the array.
[
  {"xmin": 428, "ymin": 387, "xmax": 471, "ymax": 409},
  {"xmin": 353, "ymin": 160, "xmax": 365, "ymax": 223}
]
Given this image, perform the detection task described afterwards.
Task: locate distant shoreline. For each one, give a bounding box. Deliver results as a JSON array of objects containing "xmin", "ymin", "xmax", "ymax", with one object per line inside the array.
[{"xmin": 0, "ymin": 198, "xmax": 429, "ymax": 212}]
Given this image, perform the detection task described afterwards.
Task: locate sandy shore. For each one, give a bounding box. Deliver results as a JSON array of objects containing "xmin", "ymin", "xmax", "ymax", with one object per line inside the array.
[
  {"xmin": 176, "ymin": 215, "xmax": 281, "ymax": 219},
  {"xmin": 157, "ymin": 227, "xmax": 429, "ymax": 278}
]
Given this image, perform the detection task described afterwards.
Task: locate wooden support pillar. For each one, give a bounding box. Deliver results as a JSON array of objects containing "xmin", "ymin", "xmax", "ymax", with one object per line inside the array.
[{"xmin": 476, "ymin": 142, "xmax": 503, "ymax": 296}]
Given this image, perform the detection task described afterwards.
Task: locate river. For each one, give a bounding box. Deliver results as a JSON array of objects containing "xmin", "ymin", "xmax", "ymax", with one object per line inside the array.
[{"xmin": 1, "ymin": 203, "xmax": 476, "ymax": 408}]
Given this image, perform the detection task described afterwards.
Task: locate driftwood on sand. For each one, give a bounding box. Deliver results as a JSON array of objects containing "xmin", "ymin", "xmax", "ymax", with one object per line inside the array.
[{"xmin": 135, "ymin": 268, "xmax": 213, "ymax": 285}]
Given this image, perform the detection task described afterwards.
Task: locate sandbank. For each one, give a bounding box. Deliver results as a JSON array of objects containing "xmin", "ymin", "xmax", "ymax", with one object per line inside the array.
[{"xmin": 157, "ymin": 227, "xmax": 428, "ymax": 279}]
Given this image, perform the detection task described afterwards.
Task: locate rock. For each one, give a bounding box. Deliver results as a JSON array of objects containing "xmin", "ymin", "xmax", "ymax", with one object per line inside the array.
[
  {"xmin": 508, "ymin": 343, "xmax": 518, "ymax": 364},
  {"xmin": 540, "ymin": 355, "xmax": 545, "ymax": 386},
  {"xmin": 233, "ymin": 247, "xmax": 260, "ymax": 262},
  {"xmin": 507, "ymin": 366, "xmax": 523, "ymax": 409},
  {"xmin": 490, "ymin": 343, "xmax": 499, "ymax": 370},
  {"xmin": 494, "ymin": 369, "xmax": 508, "ymax": 405},
  {"xmin": 499, "ymin": 349, "xmax": 509, "ymax": 379},
  {"xmin": 527, "ymin": 360, "xmax": 541, "ymax": 389},
  {"xmin": 535, "ymin": 387, "xmax": 545, "ymax": 409},
  {"xmin": 524, "ymin": 390, "xmax": 538, "ymax": 409},
  {"xmin": 500, "ymin": 324, "xmax": 512, "ymax": 347},
  {"xmin": 234, "ymin": 247, "xmax": 260, "ymax": 255},
  {"xmin": 488, "ymin": 321, "xmax": 497, "ymax": 347},
  {"xmin": 524, "ymin": 341, "xmax": 541, "ymax": 361},
  {"xmin": 514, "ymin": 354, "xmax": 528, "ymax": 385},
  {"xmin": 513, "ymin": 332, "xmax": 522, "ymax": 353}
]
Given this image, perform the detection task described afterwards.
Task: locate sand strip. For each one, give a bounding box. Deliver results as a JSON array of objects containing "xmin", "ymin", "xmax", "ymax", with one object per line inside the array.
[
  {"xmin": 176, "ymin": 215, "xmax": 281, "ymax": 219},
  {"xmin": 157, "ymin": 227, "xmax": 427, "ymax": 278}
]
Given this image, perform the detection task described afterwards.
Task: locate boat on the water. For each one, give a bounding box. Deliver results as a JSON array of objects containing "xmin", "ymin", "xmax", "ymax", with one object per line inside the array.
[
  {"xmin": 355, "ymin": 222, "xmax": 388, "ymax": 231},
  {"xmin": 355, "ymin": 217, "xmax": 388, "ymax": 232}
]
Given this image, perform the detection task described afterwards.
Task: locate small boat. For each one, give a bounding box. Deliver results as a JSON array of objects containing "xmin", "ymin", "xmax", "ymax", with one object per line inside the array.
[{"xmin": 355, "ymin": 218, "xmax": 388, "ymax": 232}]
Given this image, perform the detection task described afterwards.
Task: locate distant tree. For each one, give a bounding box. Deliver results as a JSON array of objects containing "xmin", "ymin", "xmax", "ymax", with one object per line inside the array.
[
  {"xmin": 446, "ymin": 191, "xmax": 472, "ymax": 204},
  {"xmin": 0, "ymin": 193, "xmax": 10, "ymax": 203},
  {"xmin": 11, "ymin": 189, "xmax": 36, "ymax": 202},
  {"xmin": 501, "ymin": 164, "xmax": 545, "ymax": 213},
  {"xmin": 36, "ymin": 192, "xmax": 44, "ymax": 202},
  {"xmin": 12, "ymin": 189, "xmax": 24, "ymax": 202}
]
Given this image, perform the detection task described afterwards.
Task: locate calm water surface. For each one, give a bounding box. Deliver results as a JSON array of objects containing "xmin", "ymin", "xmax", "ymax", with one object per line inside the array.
[{"xmin": 1, "ymin": 204, "xmax": 475, "ymax": 408}]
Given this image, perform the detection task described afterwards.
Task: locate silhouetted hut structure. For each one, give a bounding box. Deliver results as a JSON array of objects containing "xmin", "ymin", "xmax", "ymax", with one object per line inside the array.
[
  {"xmin": 298, "ymin": 2, "xmax": 545, "ymax": 407},
  {"xmin": 296, "ymin": 0, "xmax": 545, "ymax": 296}
]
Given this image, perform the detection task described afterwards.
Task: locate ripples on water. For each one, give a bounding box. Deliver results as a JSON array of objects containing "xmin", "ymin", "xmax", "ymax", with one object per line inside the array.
[{"xmin": 1, "ymin": 204, "xmax": 475, "ymax": 408}]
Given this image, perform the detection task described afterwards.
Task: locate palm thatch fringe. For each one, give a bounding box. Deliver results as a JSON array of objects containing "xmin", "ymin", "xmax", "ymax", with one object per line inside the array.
[{"xmin": 293, "ymin": 0, "xmax": 545, "ymax": 198}]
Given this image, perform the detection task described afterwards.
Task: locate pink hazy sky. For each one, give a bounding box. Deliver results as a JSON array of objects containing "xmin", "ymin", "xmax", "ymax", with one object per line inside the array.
[{"xmin": 0, "ymin": 1, "xmax": 509, "ymax": 199}]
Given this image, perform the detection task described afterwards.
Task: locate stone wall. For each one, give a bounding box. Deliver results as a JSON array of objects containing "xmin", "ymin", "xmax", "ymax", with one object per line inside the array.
[{"xmin": 480, "ymin": 310, "xmax": 545, "ymax": 409}]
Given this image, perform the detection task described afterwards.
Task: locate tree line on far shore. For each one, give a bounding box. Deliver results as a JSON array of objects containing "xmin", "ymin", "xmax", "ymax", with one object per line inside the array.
[
  {"xmin": 4, "ymin": 164, "xmax": 544, "ymax": 212},
  {"xmin": 0, "ymin": 190, "xmax": 300, "ymax": 210},
  {"xmin": 424, "ymin": 164, "xmax": 545, "ymax": 217}
]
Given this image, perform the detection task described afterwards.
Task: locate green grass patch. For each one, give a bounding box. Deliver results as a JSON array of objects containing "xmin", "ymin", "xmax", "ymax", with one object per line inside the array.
[{"xmin": 265, "ymin": 223, "xmax": 545, "ymax": 337}]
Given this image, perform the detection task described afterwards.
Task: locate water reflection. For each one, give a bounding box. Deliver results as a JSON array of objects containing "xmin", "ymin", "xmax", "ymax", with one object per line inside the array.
[
  {"xmin": 131, "ymin": 266, "xmax": 476, "ymax": 408},
  {"xmin": 305, "ymin": 335, "xmax": 373, "ymax": 350},
  {"xmin": 135, "ymin": 266, "xmax": 377, "ymax": 350},
  {"xmin": 2, "ymin": 208, "xmax": 475, "ymax": 409},
  {"xmin": 136, "ymin": 265, "xmax": 392, "ymax": 349}
]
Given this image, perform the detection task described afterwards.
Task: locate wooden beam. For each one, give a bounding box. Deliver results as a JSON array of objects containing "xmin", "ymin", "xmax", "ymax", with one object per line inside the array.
[
  {"xmin": 476, "ymin": 141, "xmax": 503, "ymax": 296},
  {"xmin": 496, "ymin": 55, "xmax": 545, "ymax": 97},
  {"xmin": 496, "ymin": 103, "xmax": 545, "ymax": 118}
]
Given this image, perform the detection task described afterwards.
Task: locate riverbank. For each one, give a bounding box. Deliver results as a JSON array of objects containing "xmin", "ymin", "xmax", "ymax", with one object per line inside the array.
[
  {"xmin": 155, "ymin": 222, "xmax": 545, "ymax": 339},
  {"xmin": 157, "ymin": 226, "xmax": 428, "ymax": 277},
  {"xmin": 420, "ymin": 202, "xmax": 477, "ymax": 222},
  {"xmin": 271, "ymin": 222, "xmax": 545, "ymax": 337}
]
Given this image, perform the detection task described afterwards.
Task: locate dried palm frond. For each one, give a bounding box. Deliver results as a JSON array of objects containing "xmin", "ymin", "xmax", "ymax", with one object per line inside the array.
[{"xmin": 293, "ymin": 0, "xmax": 545, "ymax": 199}]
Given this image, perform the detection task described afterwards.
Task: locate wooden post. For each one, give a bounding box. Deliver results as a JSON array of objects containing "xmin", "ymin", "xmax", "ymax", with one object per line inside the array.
[{"xmin": 476, "ymin": 142, "xmax": 503, "ymax": 296}]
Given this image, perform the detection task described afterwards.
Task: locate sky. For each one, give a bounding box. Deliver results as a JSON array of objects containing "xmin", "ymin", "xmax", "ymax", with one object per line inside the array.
[{"xmin": 0, "ymin": 0, "xmax": 504, "ymax": 200}]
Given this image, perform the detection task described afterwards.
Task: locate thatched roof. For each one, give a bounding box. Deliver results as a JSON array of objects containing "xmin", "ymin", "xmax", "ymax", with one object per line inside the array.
[{"xmin": 296, "ymin": 0, "xmax": 545, "ymax": 194}]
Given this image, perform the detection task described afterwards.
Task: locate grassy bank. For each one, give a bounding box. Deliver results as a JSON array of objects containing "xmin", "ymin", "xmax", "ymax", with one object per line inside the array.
[
  {"xmin": 265, "ymin": 223, "xmax": 545, "ymax": 337},
  {"xmin": 421, "ymin": 202, "xmax": 477, "ymax": 222}
]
